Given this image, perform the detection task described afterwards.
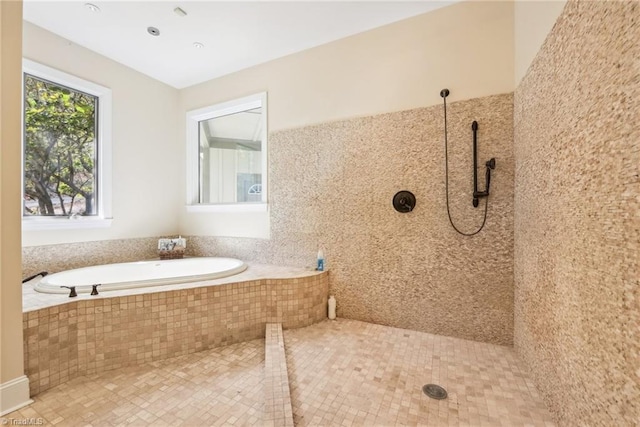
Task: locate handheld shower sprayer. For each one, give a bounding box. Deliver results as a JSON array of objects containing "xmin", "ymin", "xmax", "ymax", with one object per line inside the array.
[
  {"xmin": 440, "ymin": 88, "xmax": 496, "ymax": 236},
  {"xmin": 471, "ymin": 120, "xmax": 496, "ymax": 207}
]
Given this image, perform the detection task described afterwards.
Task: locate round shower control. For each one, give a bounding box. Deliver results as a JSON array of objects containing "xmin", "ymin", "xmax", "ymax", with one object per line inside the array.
[{"xmin": 392, "ymin": 191, "xmax": 416, "ymax": 213}]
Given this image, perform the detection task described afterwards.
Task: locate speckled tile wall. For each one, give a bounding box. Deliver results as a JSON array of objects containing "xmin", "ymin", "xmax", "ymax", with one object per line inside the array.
[
  {"xmin": 22, "ymin": 237, "xmax": 164, "ymax": 277},
  {"xmin": 514, "ymin": 1, "xmax": 639, "ymax": 425},
  {"xmin": 192, "ymin": 92, "xmax": 515, "ymax": 345}
]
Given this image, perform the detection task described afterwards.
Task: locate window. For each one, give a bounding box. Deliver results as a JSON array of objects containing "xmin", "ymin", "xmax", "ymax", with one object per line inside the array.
[
  {"xmin": 22, "ymin": 59, "xmax": 112, "ymax": 229},
  {"xmin": 186, "ymin": 92, "xmax": 267, "ymax": 212}
]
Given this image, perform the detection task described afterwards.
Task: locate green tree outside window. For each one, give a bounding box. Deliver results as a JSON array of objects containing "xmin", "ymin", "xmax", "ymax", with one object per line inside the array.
[{"xmin": 23, "ymin": 74, "xmax": 98, "ymax": 216}]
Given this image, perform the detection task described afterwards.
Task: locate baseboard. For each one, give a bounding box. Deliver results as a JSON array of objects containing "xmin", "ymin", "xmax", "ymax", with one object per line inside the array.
[{"xmin": 0, "ymin": 375, "xmax": 33, "ymax": 416}]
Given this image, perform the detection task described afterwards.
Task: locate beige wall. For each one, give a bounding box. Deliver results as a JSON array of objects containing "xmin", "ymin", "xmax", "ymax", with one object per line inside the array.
[
  {"xmin": 178, "ymin": 0, "xmax": 514, "ymax": 238},
  {"xmin": 22, "ymin": 23, "xmax": 181, "ymax": 247},
  {"xmin": 514, "ymin": 0, "xmax": 566, "ymax": 85},
  {"xmin": 514, "ymin": 1, "xmax": 639, "ymax": 424},
  {"xmin": 1, "ymin": 0, "xmax": 25, "ymax": 387}
]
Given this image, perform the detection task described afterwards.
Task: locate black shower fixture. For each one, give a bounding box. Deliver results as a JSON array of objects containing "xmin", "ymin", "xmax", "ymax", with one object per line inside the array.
[
  {"xmin": 470, "ymin": 120, "xmax": 496, "ymax": 207},
  {"xmin": 393, "ymin": 191, "xmax": 416, "ymax": 213},
  {"xmin": 440, "ymin": 88, "xmax": 496, "ymax": 236}
]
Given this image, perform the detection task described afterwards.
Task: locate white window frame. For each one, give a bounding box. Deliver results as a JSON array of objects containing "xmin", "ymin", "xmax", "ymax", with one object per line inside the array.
[
  {"xmin": 21, "ymin": 59, "xmax": 113, "ymax": 230},
  {"xmin": 186, "ymin": 92, "xmax": 268, "ymax": 213}
]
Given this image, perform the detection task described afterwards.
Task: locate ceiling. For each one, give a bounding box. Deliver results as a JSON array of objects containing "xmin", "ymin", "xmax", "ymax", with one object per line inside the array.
[{"xmin": 23, "ymin": 1, "xmax": 455, "ymax": 89}]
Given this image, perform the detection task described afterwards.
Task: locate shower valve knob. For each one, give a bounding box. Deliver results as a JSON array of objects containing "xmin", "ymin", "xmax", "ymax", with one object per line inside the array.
[{"xmin": 393, "ymin": 191, "xmax": 416, "ymax": 213}]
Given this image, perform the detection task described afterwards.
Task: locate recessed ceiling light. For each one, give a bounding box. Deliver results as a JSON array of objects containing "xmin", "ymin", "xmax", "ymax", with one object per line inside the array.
[
  {"xmin": 174, "ymin": 7, "xmax": 187, "ymax": 17},
  {"xmin": 147, "ymin": 27, "xmax": 160, "ymax": 37},
  {"xmin": 193, "ymin": 42, "xmax": 204, "ymax": 49},
  {"xmin": 84, "ymin": 3, "xmax": 100, "ymax": 13}
]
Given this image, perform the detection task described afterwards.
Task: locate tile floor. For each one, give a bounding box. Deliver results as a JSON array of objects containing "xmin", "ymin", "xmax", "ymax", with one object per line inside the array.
[
  {"xmin": 7, "ymin": 340, "xmax": 265, "ymax": 426},
  {"xmin": 285, "ymin": 320, "xmax": 554, "ymax": 427},
  {"xmin": 5, "ymin": 319, "xmax": 555, "ymax": 426},
  {"xmin": 264, "ymin": 324, "xmax": 295, "ymax": 427}
]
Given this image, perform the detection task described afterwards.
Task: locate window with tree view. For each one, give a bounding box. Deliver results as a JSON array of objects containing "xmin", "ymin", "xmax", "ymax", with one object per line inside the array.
[{"xmin": 23, "ymin": 74, "xmax": 99, "ymax": 217}]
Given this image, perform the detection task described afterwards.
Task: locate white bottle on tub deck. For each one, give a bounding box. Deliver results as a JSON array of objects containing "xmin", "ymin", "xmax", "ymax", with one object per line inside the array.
[{"xmin": 328, "ymin": 295, "xmax": 336, "ymax": 320}]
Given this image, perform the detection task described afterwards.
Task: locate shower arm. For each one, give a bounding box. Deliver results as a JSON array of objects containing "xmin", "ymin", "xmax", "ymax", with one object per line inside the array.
[{"xmin": 471, "ymin": 121, "xmax": 496, "ymax": 208}]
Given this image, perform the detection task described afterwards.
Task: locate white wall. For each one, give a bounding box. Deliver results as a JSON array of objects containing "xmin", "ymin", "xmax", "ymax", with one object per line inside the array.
[
  {"xmin": 514, "ymin": 0, "xmax": 567, "ymax": 85},
  {"xmin": 22, "ymin": 23, "xmax": 181, "ymax": 247},
  {"xmin": 178, "ymin": 0, "xmax": 515, "ymax": 238}
]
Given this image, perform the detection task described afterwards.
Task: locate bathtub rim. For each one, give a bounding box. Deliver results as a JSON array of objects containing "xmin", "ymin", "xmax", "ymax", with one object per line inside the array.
[{"xmin": 33, "ymin": 257, "xmax": 248, "ymax": 295}]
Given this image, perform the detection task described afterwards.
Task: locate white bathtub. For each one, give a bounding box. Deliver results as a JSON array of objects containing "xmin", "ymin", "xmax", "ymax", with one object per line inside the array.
[{"xmin": 34, "ymin": 257, "xmax": 247, "ymax": 294}]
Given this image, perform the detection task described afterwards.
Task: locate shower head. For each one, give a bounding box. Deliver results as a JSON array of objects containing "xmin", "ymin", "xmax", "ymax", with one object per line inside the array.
[
  {"xmin": 486, "ymin": 158, "xmax": 496, "ymax": 170},
  {"xmin": 440, "ymin": 88, "xmax": 450, "ymax": 98}
]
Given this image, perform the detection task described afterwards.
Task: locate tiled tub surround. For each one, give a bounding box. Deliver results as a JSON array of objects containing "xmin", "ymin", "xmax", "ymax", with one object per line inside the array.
[
  {"xmin": 23, "ymin": 265, "xmax": 328, "ymax": 396},
  {"xmin": 514, "ymin": 1, "xmax": 639, "ymax": 425},
  {"xmin": 189, "ymin": 92, "xmax": 515, "ymax": 346}
]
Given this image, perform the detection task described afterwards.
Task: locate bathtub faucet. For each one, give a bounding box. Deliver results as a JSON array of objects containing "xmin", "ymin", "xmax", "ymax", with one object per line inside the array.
[
  {"xmin": 91, "ymin": 284, "xmax": 101, "ymax": 295},
  {"xmin": 22, "ymin": 271, "xmax": 49, "ymax": 284},
  {"xmin": 60, "ymin": 286, "xmax": 77, "ymax": 297}
]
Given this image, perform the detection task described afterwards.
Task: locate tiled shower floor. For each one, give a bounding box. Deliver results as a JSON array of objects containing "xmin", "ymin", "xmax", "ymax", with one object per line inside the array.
[
  {"xmin": 6, "ymin": 319, "xmax": 555, "ymax": 426},
  {"xmin": 285, "ymin": 320, "xmax": 554, "ymax": 427}
]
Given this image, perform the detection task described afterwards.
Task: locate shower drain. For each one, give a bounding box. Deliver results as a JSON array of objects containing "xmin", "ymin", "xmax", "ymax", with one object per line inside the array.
[{"xmin": 422, "ymin": 383, "xmax": 448, "ymax": 400}]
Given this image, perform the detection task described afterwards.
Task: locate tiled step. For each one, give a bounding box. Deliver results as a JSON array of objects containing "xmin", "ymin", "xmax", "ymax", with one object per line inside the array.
[{"xmin": 264, "ymin": 323, "xmax": 294, "ymax": 427}]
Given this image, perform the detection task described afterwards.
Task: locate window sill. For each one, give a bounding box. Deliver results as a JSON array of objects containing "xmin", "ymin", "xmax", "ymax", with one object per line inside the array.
[
  {"xmin": 186, "ymin": 203, "xmax": 268, "ymax": 213},
  {"xmin": 22, "ymin": 218, "xmax": 113, "ymax": 231}
]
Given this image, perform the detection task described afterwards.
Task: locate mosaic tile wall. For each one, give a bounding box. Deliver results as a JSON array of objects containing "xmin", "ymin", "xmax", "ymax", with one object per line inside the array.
[
  {"xmin": 191, "ymin": 92, "xmax": 515, "ymax": 345},
  {"xmin": 22, "ymin": 237, "xmax": 165, "ymax": 277},
  {"xmin": 513, "ymin": 1, "xmax": 639, "ymax": 425},
  {"xmin": 23, "ymin": 274, "xmax": 328, "ymax": 396}
]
